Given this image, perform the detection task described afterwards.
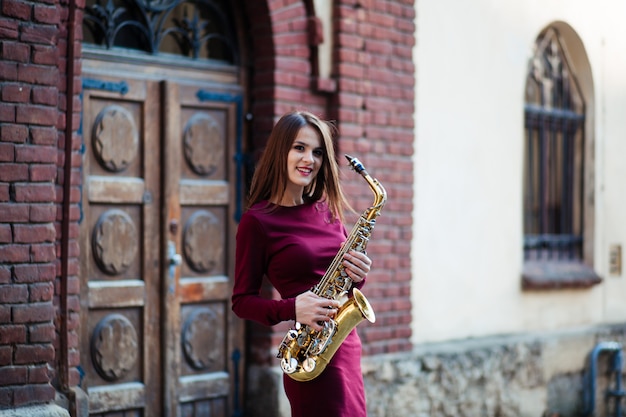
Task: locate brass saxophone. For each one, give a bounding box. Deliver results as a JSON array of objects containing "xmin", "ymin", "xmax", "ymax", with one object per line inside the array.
[{"xmin": 276, "ymin": 154, "xmax": 387, "ymax": 381}]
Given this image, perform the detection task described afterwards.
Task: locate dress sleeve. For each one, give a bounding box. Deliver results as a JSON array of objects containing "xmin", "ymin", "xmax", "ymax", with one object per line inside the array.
[{"xmin": 231, "ymin": 212, "xmax": 296, "ymax": 326}]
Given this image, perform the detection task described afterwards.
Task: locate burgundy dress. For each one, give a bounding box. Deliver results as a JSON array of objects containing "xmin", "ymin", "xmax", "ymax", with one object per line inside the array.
[{"xmin": 232, "ymin": 200, "xmax": 367, "ymax": 417}]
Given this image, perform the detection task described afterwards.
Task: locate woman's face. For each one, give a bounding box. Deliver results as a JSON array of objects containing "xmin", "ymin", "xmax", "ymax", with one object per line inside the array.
[{"xmin": 285, "ymin": 125, "xmax": 324, "ymax": 197}]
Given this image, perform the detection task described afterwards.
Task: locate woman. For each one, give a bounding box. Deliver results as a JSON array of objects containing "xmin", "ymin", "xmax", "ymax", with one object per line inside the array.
[{"xmin": 232, "ymin": 110, "xmax": 372, "ymax": 417}]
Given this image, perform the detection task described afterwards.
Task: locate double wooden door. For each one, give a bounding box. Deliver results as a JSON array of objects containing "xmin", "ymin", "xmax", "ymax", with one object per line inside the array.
[{"xmin": 79, "ymin": 59, "xmax": 244, "ymax": 417}]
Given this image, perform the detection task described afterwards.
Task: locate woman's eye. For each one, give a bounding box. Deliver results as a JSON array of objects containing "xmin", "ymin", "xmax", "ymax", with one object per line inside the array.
[
  {"xmin": 294, "ymin": 145, "xmax": 304, "ymax": 151},
  {"xmin": 313, "ymin": 150, "xmax": 323, "ymax": 157}
]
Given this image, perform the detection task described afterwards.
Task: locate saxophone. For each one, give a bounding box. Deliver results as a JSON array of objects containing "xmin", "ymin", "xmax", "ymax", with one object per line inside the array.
[{"xmin": 276, "ymin": 154, "xmax": 387, "ymax": 381}]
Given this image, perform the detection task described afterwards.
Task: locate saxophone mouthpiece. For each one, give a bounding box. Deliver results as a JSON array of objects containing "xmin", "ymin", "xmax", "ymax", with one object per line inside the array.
[{"xmin": 345, "ymin": 154, "xmax": 366, "ymax": 174}]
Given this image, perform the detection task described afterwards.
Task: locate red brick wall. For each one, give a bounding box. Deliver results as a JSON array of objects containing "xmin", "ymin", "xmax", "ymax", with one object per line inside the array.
[
  {"xmin": 55, "ymin": 0, "xmax": 84, "ymax": 394},
  {"xmin": 0, "ymin": 0, "xmax": 414, "ymax": 409},
  {"xmin": 333, "ymin": 0, "xmax": 415, "ymax": 355},
  {"xmin": 244, "ymin": 0, "xmax": 414, "ymax": 364},
  {"xmin": 0, "ymin": 0, "xmax": 82, "ymax": 408},
  {"xmin": 0, "ymin": 0, "xmax": 60, "ymax": 407}
]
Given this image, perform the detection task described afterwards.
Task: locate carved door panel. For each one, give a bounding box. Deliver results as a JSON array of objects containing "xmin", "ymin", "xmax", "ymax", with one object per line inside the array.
[
  {"xmin": 162, "ymin": 81, "xmax": 243, "ymax": 417},
  {"xmin": 80, "ymin": 74, "xmax": 162, "ymax": 416},
  {"xmin": 80, "ymin": 67, "xmax": 244, "ymax": 416}
]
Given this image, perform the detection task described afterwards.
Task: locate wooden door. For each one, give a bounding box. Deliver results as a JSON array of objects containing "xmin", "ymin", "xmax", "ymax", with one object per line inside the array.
[
  {"xmin": 162, "ymin": 81, "xmax": 243, "ymax": 416},
  {"xmin": 80, "ymin": 63, "xmax": 244, "ymax": 417}
]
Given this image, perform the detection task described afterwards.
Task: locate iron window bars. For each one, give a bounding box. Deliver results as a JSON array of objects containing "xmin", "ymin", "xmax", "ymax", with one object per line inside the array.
[
  {"xmin": 82, "ymin": 0, "xmax": 238, "ymax": 63},
  {"xmin": 523, "ymin": 28, "xmax": 585, "ymax": 261}
]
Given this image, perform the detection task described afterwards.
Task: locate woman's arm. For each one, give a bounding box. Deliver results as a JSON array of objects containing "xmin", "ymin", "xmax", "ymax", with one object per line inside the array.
[{"xmin": 232, "ymin": 213, "xmax": 296, "ymax": 326}]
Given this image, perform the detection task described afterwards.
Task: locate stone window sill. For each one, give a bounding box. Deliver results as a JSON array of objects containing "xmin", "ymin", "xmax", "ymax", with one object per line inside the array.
[{"xmin": 522, "ymin": 260, "xmax": 602, "ymax": 290}]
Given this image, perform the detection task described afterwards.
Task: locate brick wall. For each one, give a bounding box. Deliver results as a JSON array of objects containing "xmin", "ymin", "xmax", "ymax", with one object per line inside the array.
[
  {"xmin": 332, "ymin": 0, "xmax": 415, "ymax": 356},
  {"xmin": 243, "ymin": 0, "xmax": 415, "ymax": 366},
  {"xmin": 54, "ymin": 0, "xmax": 83, "ymax": 394},
  {"xmin": 0, "ymin": 0, "xmax": 415, "ymax": 411},
  {"xmin": 0, "ymin": 0, "xmax": 82, "ymax": 409},
  {"xmin": 0, "ymin": 0, "xmax": 60, "ymax": 407}
]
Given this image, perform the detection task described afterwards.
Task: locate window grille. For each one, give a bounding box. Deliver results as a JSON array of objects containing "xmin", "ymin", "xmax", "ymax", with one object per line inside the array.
[
  {"xmin": 523, "ymin": 28, "xmax": 585, "ymax": 261},
  {"xmin": 82, "ymin": 0, "xmax": 239, "ymax": 64}
]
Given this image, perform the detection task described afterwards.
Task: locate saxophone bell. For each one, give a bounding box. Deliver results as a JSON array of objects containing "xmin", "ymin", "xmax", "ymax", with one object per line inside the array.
[{"xmin": 352, "ymin": 288, "xmax": 375, "ymax": 323}]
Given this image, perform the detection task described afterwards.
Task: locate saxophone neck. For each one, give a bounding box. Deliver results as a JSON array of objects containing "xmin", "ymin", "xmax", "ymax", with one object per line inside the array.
[
  {"xmin": 345, "ymin": 154, "xmax": 387, "ymax": 208},
  {"xmin": 366, "ymin": 176, "xmax": 387, "ymax": 211}
]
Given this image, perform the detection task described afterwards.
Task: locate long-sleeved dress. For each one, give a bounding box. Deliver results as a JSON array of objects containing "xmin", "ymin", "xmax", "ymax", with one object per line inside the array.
[{"xmin": 232, "ymin": 200, "xmax": 367, "ymax": 417}]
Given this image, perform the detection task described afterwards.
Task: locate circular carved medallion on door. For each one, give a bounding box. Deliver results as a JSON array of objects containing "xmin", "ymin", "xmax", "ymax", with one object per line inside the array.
[
  {"xmin": 182, "ymin": 307, "xmax": 221, "ymax": 370},
  {"xmin": 183, "ymin": 113, "xmax": 223, "ymax": 176},
  {"xmin": 92, "ymin": 105, "xmax": 139, "ymax": 172},
  {"xmin": 91, "ymin": 314, "xmax": 138, "ymax": 381},
  {"xmin": 183, "ymin": 211, "xmax": 221, "ymax": 273},
  {"xmin": 92, "ymin": 209, "xmax": 138, "ymax": 275}
]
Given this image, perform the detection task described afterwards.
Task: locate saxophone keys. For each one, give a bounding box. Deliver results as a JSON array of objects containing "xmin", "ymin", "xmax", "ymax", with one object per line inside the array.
[
  {"xmin": 302, "ymin": 357, "xmax": 316, "ymax": 373},
  {"xmin": 337, "ymin": 292, "xmax": 348, "ymax": 306},
  {"xmin": 296, "ymin": 331, "xmax": 309, "ymax": 347},
  {"xmin": 281, "ymin": 357, "xmax": 298, "ymax": 374}
]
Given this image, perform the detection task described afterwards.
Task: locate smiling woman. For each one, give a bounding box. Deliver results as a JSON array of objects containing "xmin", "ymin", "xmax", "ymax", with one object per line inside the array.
[
  {"xmin": 232, "ymin": 110, "xmax": 372, "ymax": 417},
  {"xmin": 283, "ymin": 126, "xmax": 323, "ymax": 206}
]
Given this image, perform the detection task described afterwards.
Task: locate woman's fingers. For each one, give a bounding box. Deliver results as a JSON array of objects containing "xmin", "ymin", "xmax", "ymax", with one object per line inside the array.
[
  {"xmin": 320, "ymin": 306, "xmax": 336, "ymax": 318},
  {"xmin": 343, "ymin": 250, "xmax": 372, "ymax": 282},
  {"xmin": 295, "ymin": 291, "xmax": 340, "ymax": 330}
]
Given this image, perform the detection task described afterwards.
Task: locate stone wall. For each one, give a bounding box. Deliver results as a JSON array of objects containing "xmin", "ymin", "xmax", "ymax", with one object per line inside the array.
[
  {"xmin": 244, "ymin": 324, "xmax": 626, "ymax": 417},
  {"xmin": 363, "ymin": 324, "xmax": 626, "ymax": 417}
]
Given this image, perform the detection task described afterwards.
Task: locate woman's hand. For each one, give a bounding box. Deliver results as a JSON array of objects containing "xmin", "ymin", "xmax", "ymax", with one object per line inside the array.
[
  {"xmin": 342, "ymin": 250, "xmax": 372, "ymax": 283},
  {"xmin": 295, "ymin": 291, "xmax": 340, "ymax": 332}
]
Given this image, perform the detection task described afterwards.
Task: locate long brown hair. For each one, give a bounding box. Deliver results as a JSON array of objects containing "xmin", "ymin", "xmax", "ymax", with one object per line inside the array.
[{"xmin": 246, "ymin": 111, "xmax": 351, "ymax": 222}]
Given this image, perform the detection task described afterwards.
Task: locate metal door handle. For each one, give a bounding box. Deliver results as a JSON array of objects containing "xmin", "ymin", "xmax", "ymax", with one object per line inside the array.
[
  {"xmin": 168, "ymin": 241, "xmax": 182, "ymax": 266},
  {"xmin": 167, "ymin": 241, "xmax": 182, "ymax": 295}
]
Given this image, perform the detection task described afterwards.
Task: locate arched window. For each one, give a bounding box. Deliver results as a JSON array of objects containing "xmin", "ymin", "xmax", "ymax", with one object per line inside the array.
[
  {"xmin": 522, "ymin": 26, "xmax": 600, "ymax": 289},
  {"xmin": 82, "ymin": 0, "xmax": 239, "ymax": 64}
]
